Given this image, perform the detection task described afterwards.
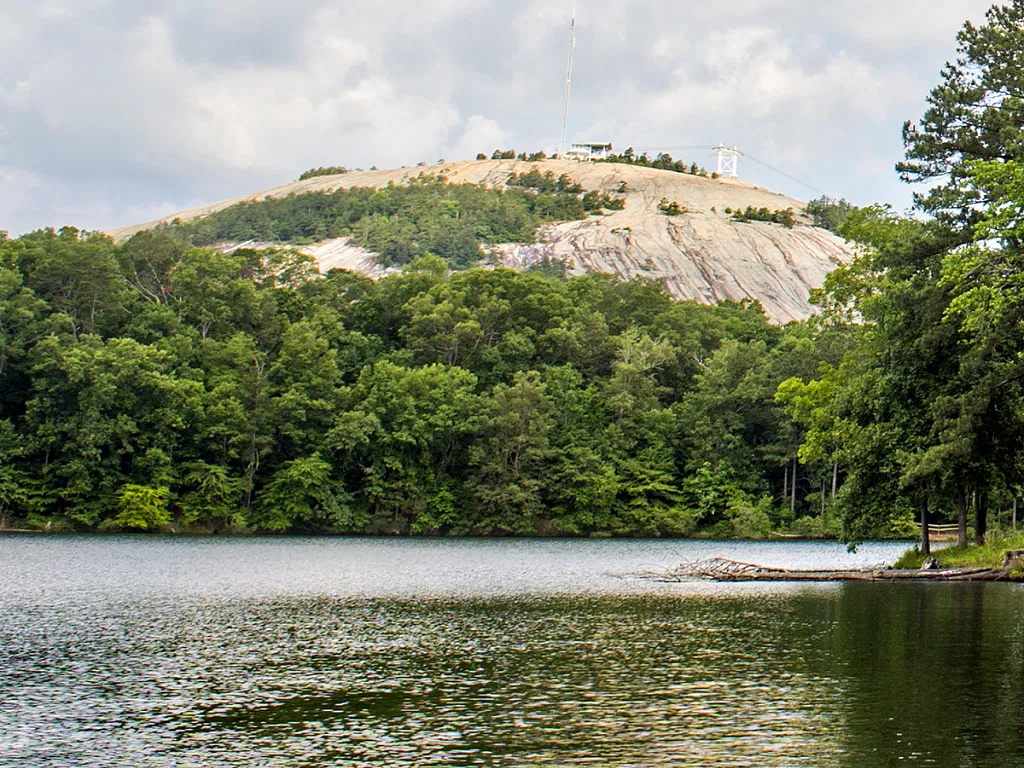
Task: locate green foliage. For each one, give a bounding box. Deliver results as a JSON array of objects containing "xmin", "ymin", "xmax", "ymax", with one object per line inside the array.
[
  {"xmin": 298, "ymin": 166, "xmax": 349, "ymax": 181},
  {"xmin": 806, "ymin": 196, "xmax": 856, "ymax": 234},
  {"xmin": 895, "ymin": 532, "xmax": 1024, "ymax": 570},
  {"xmin": 732, "ymin": 207, "xmax": 797, "ymax": 228},
  {"xmin": 0, "ymin": 222, "xmax": 853, "ymax": 537},
  {"xmin": 602, "ymin": 150, "xmax": 709, "ymax": 177},
  {"xmin": 897, "ymin": 2, "xmax": 1024, "ymax": 227},
  {"xmin": 682, "ymin": 463, "xmax": 744, "ymax": 526},
  {"xmin": 13, "ymin": 2, "xmax": 1008, "ymax": 545},
  {"xmin": 727, "ymin": 496, "xmax": 775, "ymax": 539},
  {"xmin": 658, "ymin": 199, "xmax": 686, "ymax": 216},
  {"xmin": 163, "ymin": 176, "xmax": 590, "ymax": 271},
  {"xmin": 104, "ymin": 484, "xmax": 171, "ymax": 531},
  {"xmin": 775, "ymin": 3, "xmax": 1024, "ymax": 550},
  {"xmin": 507, "ymin": 170, "xmax": 582, "ymax": 194},
  {"xmin": 787, "ymin": 507, "xmax": 842, "ymax": 540},
  {"xmin": 253, "ymin": 455, "xmax": 352, "ymax": 532}
]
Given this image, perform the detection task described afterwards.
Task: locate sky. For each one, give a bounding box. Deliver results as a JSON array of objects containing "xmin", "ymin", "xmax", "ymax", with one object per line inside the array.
[{"xmin": 0, "ymin": 0, "xmax": 998, "ymax": 236}]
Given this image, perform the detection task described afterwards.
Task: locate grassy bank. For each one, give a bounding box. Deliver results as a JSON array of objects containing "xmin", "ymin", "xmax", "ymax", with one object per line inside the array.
[{"xmin": 894, "ymin": 531, "xmax": 1024, "ymax": 571}]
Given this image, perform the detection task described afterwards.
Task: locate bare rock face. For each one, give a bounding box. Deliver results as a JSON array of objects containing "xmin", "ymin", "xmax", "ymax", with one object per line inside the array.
[
  {"xmin": 489, "ymin": 211, "xmax": 849, "ymax": 324},
  {"xmin": 108, "ymin": 159, "xmax": 853, "ymax": 323}
]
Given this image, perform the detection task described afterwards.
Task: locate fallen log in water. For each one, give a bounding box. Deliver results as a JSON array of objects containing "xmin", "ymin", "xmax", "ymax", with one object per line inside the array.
[{"xmin": 640, "ymin": 558, "xmax": 1024, "ymax": 583}]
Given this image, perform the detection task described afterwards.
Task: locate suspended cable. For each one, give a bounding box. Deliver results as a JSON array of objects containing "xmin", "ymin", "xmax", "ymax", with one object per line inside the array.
[
  {"xmin": 632, "ymin": 145, "xmax": 712, "ymax": 153},
  {"xmin": 741, "ymin": 153, "xmax": 827, "ymax": 197},
  {"xmin": 625, "ymin": 143, "xmax": 829, "ymax": 197}
]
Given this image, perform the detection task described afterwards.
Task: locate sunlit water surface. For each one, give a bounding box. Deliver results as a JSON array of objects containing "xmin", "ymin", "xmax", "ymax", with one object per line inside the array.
[{"xmin": 2, "ymin": 537, "xmax": 1023, "ymax": 767}]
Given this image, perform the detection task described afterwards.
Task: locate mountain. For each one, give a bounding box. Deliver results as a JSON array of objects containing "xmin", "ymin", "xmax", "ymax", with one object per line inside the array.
[{"xmin": 108, "ymin": 159, "xmax": 853, "ymax": 323}]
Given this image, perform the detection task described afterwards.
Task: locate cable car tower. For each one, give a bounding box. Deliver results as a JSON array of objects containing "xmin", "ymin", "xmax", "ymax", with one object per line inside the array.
[{"xmin": 713, "ymin": 144, "xmax": 742, "ymax": 178}]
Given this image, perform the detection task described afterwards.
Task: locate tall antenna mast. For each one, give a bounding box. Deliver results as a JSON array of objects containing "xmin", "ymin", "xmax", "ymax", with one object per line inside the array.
[{"xmin": 558, "ymin": 2, "xmax": 576, "ymax": 158}]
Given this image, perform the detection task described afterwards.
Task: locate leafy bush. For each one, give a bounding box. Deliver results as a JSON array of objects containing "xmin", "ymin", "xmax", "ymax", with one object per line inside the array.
[
  {"xmin": 806, "ymin": 196, "xmax": 856, "ymax": 234},
  {"xmin": 508, "ymin": 170, "xmax": 583, "ymax": 195},
  {"xmin": 727, "ymin": 496, "xmax": 774, "ymax": 539},
  {"xmin": 582, "ymin": 191, "xmax": 626, "ymax": 213},
  {"xmin": 731, "ymin": 206, "xmax": 797, "ymax": 228},
  {"xmin": 601, "ymin": 149, "xmax": 709, "ymax": 177},
  {"xmin": 658, "ymin": 198, "xmax": 687, "ymax": 216},
  {"xmin": 164, "ymin": 176, "xmax": 591, "ymax": 270},
  {"xmin": 787, "ymin": 507, "xmax": 842, "ymax": 539},
  {"xmin": 101, "ymin": 484, "xmax": 171, "ymax": 531},
  {"xmin": 298, "ymin": 166, "xmax": 349, "ymax": 181}
]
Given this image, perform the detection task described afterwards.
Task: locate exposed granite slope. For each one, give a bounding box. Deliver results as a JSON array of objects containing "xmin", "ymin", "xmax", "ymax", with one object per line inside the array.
[{"xmin": 108, "ymin": 159, "xmax": 853, "ymax": 323}]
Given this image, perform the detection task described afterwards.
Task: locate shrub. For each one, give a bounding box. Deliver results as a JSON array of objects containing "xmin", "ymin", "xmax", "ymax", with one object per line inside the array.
[
  {"xmin": 731, "ymin": 206, "xmax": 797, "ymax": 228},
  {"xmin": 599, "ymin": 149, "xmax": 708, "ymax": 177},
  {"xmin": 727, "ymin": 496, "xmax": 774, "ymax": 539},
  {"xmin": 658, "ymin": 198, "xmax": 687, "ymax": 216},
  {"xmin": 806, "ymin": 195, "xmax": 857, "ymax": 234},
  {"xmin": 101, "ymin": 484, "xmax": 171, "ymax": 531},
  {"xmin": 298, "ymin": 166, "xmax": 349, "ymax": 181}
]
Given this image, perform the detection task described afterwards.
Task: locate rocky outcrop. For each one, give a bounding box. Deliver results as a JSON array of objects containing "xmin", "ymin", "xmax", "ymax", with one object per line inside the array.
[
  {"xmin": 108, "ymin": 159, "xmax": 854, "ymax": 323},
  {"xmin": 489, "ymin": 210, "xmax": 848, "ymax": 324}
]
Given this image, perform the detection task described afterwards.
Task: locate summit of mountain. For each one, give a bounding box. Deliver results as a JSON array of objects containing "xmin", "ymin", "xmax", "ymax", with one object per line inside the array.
[{"xmin": 108, "ymin": 159, "xmax": 854, "ymax": 323}]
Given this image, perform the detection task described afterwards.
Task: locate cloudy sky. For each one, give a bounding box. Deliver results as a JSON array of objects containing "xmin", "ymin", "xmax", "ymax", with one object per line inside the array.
[{"xmin": 0, "ymin": 0, "xmax": 997, "ymax": 236}]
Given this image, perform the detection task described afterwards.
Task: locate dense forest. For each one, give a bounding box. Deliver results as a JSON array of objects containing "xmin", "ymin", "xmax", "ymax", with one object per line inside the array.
[
  {"xmin": 0, "ymin": 226, "xmax": 853, "ymax": 537},
  {"xmin": 4, "ymin": 4, "xmax": 1024, "ymax": 546},
  {"xmin": 160, "ymin": 175, "xmax": 596, "ymax": 269}
]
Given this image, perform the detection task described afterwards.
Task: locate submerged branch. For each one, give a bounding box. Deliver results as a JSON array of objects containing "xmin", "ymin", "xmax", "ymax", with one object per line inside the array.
[{"xmin": 635, "ymin": 557, "xmax": 1023, "ymax": 583}]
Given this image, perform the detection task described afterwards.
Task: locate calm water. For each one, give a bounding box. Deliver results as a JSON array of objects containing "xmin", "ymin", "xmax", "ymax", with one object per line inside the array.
[{"xmin": 2, "ymin": 537, "xmax": 1023, "ymax": 767}]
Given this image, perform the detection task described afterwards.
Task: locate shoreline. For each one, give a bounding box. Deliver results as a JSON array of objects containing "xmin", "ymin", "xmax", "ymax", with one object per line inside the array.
[
  {"xmin": 644, "ymin": 555, "xmax": 1024, "ymax": 584},
  {"xmin": 0, "ymin": 527, "xmax": 908, "ymax": 544}
]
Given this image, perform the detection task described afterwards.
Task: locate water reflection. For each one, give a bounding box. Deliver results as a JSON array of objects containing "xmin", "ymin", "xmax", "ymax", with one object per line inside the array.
[{"xmin": 1, "ymin": 537, "xmax": 1022, "ymax": 767}]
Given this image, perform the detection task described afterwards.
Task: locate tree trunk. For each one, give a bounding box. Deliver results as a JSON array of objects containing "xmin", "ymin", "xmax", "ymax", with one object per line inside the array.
[
  {"xmin": 791, "ymin": 459, "xmax": 797, "ymax": 514},
  {"xmin": 783, "ymin": 466, "xmax": 788, "ymax": 505},
  {"xmin": 920, "ymin": 495, "xmax": 931, "ymax": 557},
  {"xmin": 1014, "ymin": 498, "xmax": 1018, "ymax": 531},
  {"xmin": 975, "ymin": 490, "xmax": 988, "ymax": 546},
  {"xmin": 831, "ymin": 462, "xmax": 838, "ymax": 501},
  {"xmin": 957, "ymin": 484, "xmax": 969, "ymax": 549}
]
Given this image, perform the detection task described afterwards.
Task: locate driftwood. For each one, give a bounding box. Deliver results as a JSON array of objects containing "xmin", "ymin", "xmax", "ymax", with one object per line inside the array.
[{"xmin": 640, "ymin": 557, "xmax": 1024, "ymax": 584}]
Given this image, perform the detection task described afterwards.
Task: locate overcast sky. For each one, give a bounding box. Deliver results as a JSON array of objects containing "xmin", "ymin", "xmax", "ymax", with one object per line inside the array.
[{"xmin": 0, "ymin": 0, "xmax": 997, "ymax": 236}]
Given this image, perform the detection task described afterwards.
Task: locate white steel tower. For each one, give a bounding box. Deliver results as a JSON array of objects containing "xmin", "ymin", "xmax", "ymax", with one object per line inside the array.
[
  {"xmin": 713, "ymin": 144, "xmax": 741, "ymax": 178},
  {"xmin": 558, "ymin": 3, "xmax": 577, "ymax": 158}
]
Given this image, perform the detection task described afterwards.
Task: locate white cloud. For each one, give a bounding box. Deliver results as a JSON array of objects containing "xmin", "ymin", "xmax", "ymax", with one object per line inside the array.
[
  {"xmin": 812, "ymin": 0, "xmax": 992, "ymax": 52},
  {"xmin": 0, "ymin": 0, "xmax": 1002, "ymax": 234},
  {"xmin": 444, "ymin": 115, "xmax": 514, "ymax": 161}
]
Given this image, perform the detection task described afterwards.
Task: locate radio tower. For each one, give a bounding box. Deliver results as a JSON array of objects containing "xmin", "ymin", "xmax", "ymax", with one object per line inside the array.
[{"xmin": 558, "ymin": 3, "xmax": 577, "ymax": 158}]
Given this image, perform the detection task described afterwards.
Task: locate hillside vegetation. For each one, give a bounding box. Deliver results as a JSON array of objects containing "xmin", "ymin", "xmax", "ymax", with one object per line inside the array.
[
  {"xmin": 164, "ymin": 175, "xmax": 601, "ymax": 269},
  {"xmin": 0, "ymin": 227, "xmax": 854, "ymax": 537},
  {"xmin": 107, "ymin": 158, "xmax": 856, "ymax": 323}
]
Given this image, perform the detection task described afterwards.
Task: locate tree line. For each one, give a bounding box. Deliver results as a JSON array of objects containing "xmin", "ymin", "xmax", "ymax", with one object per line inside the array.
[
  {"xmin": 781, "ymin": 1, "xmax": 1024, "ymax": 552},
  {"xmin": 0, "ymin": 226, "xmax": 855, "ymax": 536},
  {"xmin": 601, "ymin": 149, "xmax": 712, "ymax": 178},
  {"xmin": 162, "ymin": 176, "xmax": 591, "ymax": 269}
]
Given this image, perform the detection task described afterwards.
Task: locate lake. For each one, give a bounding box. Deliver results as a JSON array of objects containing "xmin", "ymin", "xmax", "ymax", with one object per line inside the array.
[{"xmin": 1, "ymin": 536, "xmax": 1023, "ymax": 767}]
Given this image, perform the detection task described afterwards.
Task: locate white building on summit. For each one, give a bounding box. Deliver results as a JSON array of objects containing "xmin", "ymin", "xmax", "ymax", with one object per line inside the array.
[{"xmin": 566, "ymin": 142, "xmax": 613, "ymax": 161}]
